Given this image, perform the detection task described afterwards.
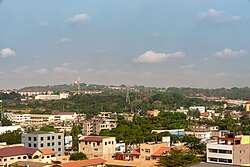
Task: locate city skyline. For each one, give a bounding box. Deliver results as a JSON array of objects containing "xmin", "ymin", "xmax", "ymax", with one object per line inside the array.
[{"xmin": 1, "ymin": 0, "xmax": 250, "ymax": 89}]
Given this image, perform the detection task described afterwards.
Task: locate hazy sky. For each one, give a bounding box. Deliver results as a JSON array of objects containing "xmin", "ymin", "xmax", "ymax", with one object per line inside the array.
[{"xmin": 0, "ymin": 0, "xmax": 250, "ymax": 89}]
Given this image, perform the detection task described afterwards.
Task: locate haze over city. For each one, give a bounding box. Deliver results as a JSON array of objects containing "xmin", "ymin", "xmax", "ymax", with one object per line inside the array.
[{"xmin": 1, "ymin": 0, "xmax": 250, "ymax": 89}]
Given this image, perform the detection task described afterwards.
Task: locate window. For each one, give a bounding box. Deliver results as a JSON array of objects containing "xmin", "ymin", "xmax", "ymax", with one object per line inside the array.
[
  {"xmin": 85, "ymin": 142, "xmax": 88, "ymax": 145},
  {"xmin": 93, "ymin": 143, "xmax": 96, "ymax": 147},
  {"xmin": 52, "ymin": 136, "xmax": 54, "ymax": 140},
  {"xmin": 4, "ymin": 159, "xmax": 7, "ymax": 162},
  {"xmin": 58, "ymin": 142, "xmax": 61, "ymax": 145},
  {"xmin": 112, "ymin": 141, "xmax": 114, "ymax": 144},
  {"xmin": 42, "ymin": 156, "xmax": 44, "ymax": 159},
  {"xmin": 209, "ymin": 158, "xmax": 218, "ymax": 162},
  {"xmin": 47, "ymin": 136, "xmax": 50, "ymax": 140},
  {"xmin": 41, "ymin": 143, "xmax": 44, "ymax": 147},
  {"xmin": 28, "ymin": 137, "xmax": 31, "ymax": 141},
  {"xmin": 18, "ymin": 157, "xmax": 21, "ymax": 159},
  {"xmin": 58, "ymin": 135, "xmax": 61, "ymax": 139},
  {"xmin": 145, "ymin": 156, "xmax": 150, "ymax": 160},
  {"xmin": 97, "ymin": 142, "xmax": 100, "ymax": 146},
  {"xmin": 108, "ymin": 141, "xmax": 111, "ymax": 144},
  {"xmin": 218, "ymin": 149, "xmax": 232, "ymax": 154},
  {"xmin": 34, "ymin": 137, "xmax": 37, "ymax": 141},
  {"xmin": 208, "ymin": 149, "xmax": 217, "ymax": 153},
  {"xmin": 23, "ymin": 156, "xmax": 26, "ymax": 159},
  {"xmin": 47, "ymin": 156, "xmax": 50, "ymax": 158},
  {"xmin": 58, "ymin": 148, "xmax": 61, "ymax": 151},
  {"xmin": 52, "ymin": 142, "xmax": 54, "ymax": 146},
  {"xmin": 34, "ymin": 144, "xmax": 37, "ymax": 147},
  {"xmin": 28, "ymin": 143, "xmax": 31, "ymax": 147},
  {"xmin": 11, "ymin": 158, "xmax": 14, "ymax": 160},
  {"xmin": 41, "ymin": 137, "xmax": 43, "ymax": 141},
  {"xmin": 47, "ymin": 143, "xmax": 50, "ymax": 147},
  {"xmin": 94, "ymin": 148, "xmax": 98, "ymax": 151},
  {"xmin": 145, "ymin": 149, "xmax": 150, "ymax": 153},
  {"xmin": 83, "ymin": 148, "xmax": 85, "ymax": 150},
  {"xmin": 105, "ymin": 142, "xmax": 107, "ymax": 145}
]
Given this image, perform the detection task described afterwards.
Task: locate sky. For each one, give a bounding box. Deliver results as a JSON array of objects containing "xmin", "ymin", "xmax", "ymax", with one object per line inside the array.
[{"xmin": 0, "ymin": 0, "xmax": 250, "ymax": 89}]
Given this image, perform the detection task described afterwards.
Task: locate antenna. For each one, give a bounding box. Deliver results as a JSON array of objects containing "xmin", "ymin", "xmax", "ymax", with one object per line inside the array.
[
  {"xmin": 126, "ymin": 86, "xmax": 130, "ymax": 104},
  {"xmin": 77, "ymin": 76, "xmax": 80, "ymax": 95}
]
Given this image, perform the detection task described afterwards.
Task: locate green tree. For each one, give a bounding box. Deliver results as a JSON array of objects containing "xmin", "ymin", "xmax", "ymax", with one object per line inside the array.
[
  {"xmin": 69, "ymin": 152, "xmax": 87, "ymax": 161},
  {"xmin": 71, "ymin": 123, "xmax": 80, "ymax": 151},
  {"xmin": 0, "ymin": 130, "xmax": 22, "ymax": 145},
  {"xmin": 1, "ymin": 116, "xmax": 12, "ymax": 126},
  {"xmin": 158, "ymin": 149, "xmax": 201, "ymax": 167}
]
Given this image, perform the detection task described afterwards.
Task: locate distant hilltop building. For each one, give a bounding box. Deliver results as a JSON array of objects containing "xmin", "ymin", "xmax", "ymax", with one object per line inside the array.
[
  {"xmin": 35, "ymin": 92, "xmax": 69, "ymax": 100},
  {"xmin": 71, "ymin": 90, "xmax": 102, "ymax": 95},
  {"xmin": 147, "ymin": 109, "xmax": 160, "ymax": 117},
  {"xmin": 189, "ymin": 106, "xmax": 205, "ymax": 113}
]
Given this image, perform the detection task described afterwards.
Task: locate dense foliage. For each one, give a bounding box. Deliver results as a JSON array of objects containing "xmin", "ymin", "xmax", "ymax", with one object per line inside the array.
[
  {"xmin": 0, "ymin": 130, "xmax": 22, "ymax": 145},
  {"xmin": 100, "ymin": 112, "xmax": 189, "ymax": 144},
  {"xmin": 158, "ymin": 149, "xmax": 201, "ymax": 167},
  {"xmin": 69, "ymin": 152, "xmax": 88, "ymax": 161}
]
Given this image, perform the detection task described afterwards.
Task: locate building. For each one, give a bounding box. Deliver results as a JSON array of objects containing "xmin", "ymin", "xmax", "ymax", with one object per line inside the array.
[
  {"xmin": 83, "ymin": 117, "xmax": 117, "ymax": 136},
  {"xmin": 21, "ymin": 131, "xmax": 64, "ymax": 156},
  {"xmin": 188, "ymin": 125, "xmax": 219, "ymax": 132},
  {"xmin": 79, "ymin": 136, "xmax": 116, "ymax": 159},
  {"xmin": 207, "ymin": 135, "xmax": 250, "ymax": 165},
  {"xmin": 139, "ymin": 141, "xmax": 171, "ymax": 162},
  {"xmin": 189, "ymin": 106, "xmax": 206, "ymax": 113},
  {"xmin": 35, "ymin": 95, "xmax": 61, "ymax": 100},
  {"xmin": 147, "ymin": 110, "xmax": 160, "ymax": 117},
  {"xmin": 11, "ymin": 114, "xmax": 31, "ymax": 123},
  {"xmin": 245, "ymin": 102, "xmax": 250, "ymax": 111},
  {"xmin": 54, "ymin": 112, "xmax": 77, "ymax": 121},
  {"xmin": 0, "ymin": 144, "xmax": 55, "ymax": 166}
]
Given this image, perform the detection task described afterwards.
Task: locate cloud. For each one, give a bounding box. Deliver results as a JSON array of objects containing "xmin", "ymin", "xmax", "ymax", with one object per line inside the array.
[
  {"xmin": 215, "ymin": 48, "xmax": 247, "ymax": 58},
  {"xmin": 62, "ymin": 62, "xmax": 72, "ymax": 67},
  {"xmin": 12, "ymin": 66, "xmax": 30, "ymax": 73},
  {"xmin": 0, "ymin": 48, "xmax": 16, "ymax": 58},
  {"xmin": 67, "ymin": 13, "xmax": 90, "ymax": 23},
  {"xmin": 198, "ymin": 9, "xmax": 246, "ymax": 23},
  {"xmin": 61, "ymin": 38, "xmax": 72, "ymax": 43},
  {"xmin": 131, "ymin": 51, "xmax": 185, "ymax": 64},
  {"xmin": 36, "ymin": 68, "xmax": 49, "ymax": 74}
]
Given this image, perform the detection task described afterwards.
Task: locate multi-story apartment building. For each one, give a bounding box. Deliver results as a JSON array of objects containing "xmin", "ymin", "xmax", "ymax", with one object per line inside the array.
[
  {"xmin": 22, "ymin": 131, "xmax": 64, "ymax": 156},
  {"xmin": 79, "ymin": 136, "xmax": 116, "ymax": 159},
  {"xmin": 83, "ymin": 117, "xmax": 117, "ymax": 136},
  {"xmin": 207, "ymin": 135, "xmax": 250, "ymax": 165}
]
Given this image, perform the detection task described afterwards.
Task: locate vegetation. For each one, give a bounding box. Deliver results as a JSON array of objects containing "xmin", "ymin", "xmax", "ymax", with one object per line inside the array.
[
  {"xmin": 158, "ymin": 149, "xmax": 201, "ymax": 167},
  {"xmin": 40, "ymin": 126, "xmax": 59, "ymax": 133},
  {"xmin": 71, "ymin": 123, "xmax": 81, "ymax": 151},
  {"xmin": 0, "ymin": 130, "xmax": 22, "ymax": 145},
  {"xmin": 100, "ymin": 112, "xmax": 189, "ymax": 144},
  {"xmin": 0, "ymin": 116, "xmax": 12, "ymax": 126},
  {"xmin": 69, "ymin": 152, "xmax": 88, "ymax": 161}
]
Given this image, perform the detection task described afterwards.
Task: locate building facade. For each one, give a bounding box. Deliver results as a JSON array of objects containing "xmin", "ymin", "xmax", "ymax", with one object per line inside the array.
[
  {"xmin": 79, "ymin": 136, "xmax": 116, "ymax": 159},
  {"xmin": 21, "ymin": 131, "xmax": 64, "ymax": 156}
]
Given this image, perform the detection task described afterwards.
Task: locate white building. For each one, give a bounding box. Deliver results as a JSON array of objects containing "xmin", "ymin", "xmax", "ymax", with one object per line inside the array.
[
  {"xmin": 189, "ymin": 106, "xmax": 206, "ymax": 113},
  {"xmin": 35, "ymin": 95, "xmax": 60, "ymax": 100},
  {"xmin": 12, "ymin": 114, "xmax": 31, "ymax": 123},
  {"xmin": 54, "ymin": 112, "xmax": 77, "ymax": 121}
]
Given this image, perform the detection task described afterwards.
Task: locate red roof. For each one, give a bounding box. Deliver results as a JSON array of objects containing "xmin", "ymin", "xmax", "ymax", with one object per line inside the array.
[
  {"xmin": 79, "ymin": 136, "xmax": 104, "ymax": 142},
  {"xmin": 130, "ymin": 149, "xmax": 140, "ymax": 156},
  {"xmin": 0, "ymin": 146, "xmax": 38, "ymax": 157},
  {"xmin": 151, "ymin": 147, "xmax": 171, "ymax": 157},
  {"xmin": 61, "ymin": 158, "xmax": 106, "ymax": 167}
]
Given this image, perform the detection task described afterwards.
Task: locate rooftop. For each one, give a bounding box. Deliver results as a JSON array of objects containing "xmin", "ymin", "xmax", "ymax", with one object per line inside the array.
[
  {"xmin": 61, "ymin": 158, "xmax": 106, "ymax": 167},
  {"xmin": 0, "ymin": 146, "xmax": 37, "ymax": 157},
  {"xmin": 79, "ymin": 136, "xmax": 112, "ymax": 142},
  {"xmin": 40, "ymin": 148, "xmax": 55, "ymax": 155},
  {"xmin": 151, "ymin": 146, "xmax": 171, "ymax": 157}
]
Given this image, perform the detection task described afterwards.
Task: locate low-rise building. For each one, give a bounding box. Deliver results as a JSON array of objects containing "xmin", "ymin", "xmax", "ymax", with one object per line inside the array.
[
  {"xmin": 79, "ymin": 136, "xmax": 116, "ymax": 159},
  {"xmin": 0, "ymin": 144, "xmax": 55, "ymax": 166},
  {"xmin": 59, "ymin": 158, "xmax": 106, "ymax": 167},
  {"xmin": 189, "ymin": 106, "xmax": 205, "ymax": 113}
]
